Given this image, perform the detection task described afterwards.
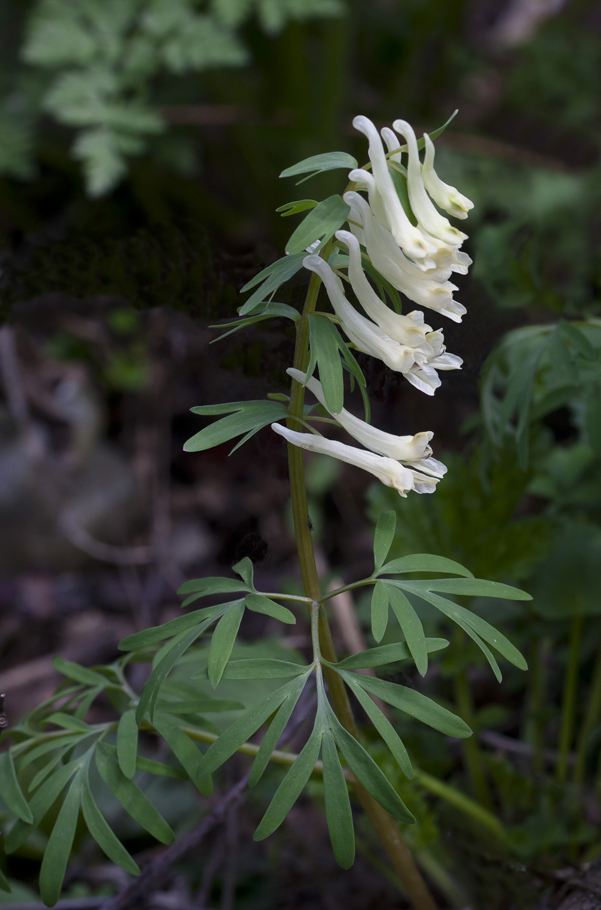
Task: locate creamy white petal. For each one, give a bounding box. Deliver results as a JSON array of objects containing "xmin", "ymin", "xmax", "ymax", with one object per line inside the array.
[
  {"xmin": 303, "ymin": 254, "xmax": 426, "ymax": 373},
  {"xmin": 335, "ymin": 230, "xmax": 435, "ymax": 346},
  {"xmin": 287, "ymin": 368, "xmax": 435, "ymax": 461},
  {"xmin": 272, "ymin": 423, "xmax": 415, "ymax": 496},
  {"xmin": 381, "ymin": 126, "xmax": 404, "ymax": 163},
  {"xmin": 422, "ymin": 133, "xmax": 474, "ymax": 220},
  {"xmin": 404, "ymin": 364, "xmax": 442, "ymax": 396},
  {"xmin": 343, "ymin": 192, "xmax": 467, "ymax": 322},
  {"xmin": 392, "ymin": 120, "xmax": 467, "ymax": 248},
  {"xmin": 352, "ymin": 115, "xmax": 434, "ymax": 262}
]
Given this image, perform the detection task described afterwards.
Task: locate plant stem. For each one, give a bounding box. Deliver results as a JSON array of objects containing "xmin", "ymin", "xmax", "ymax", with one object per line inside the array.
[
  {"xmin": 556, "ymin": 613, "xmax": 583, "ymax": 783},
  {"xmin": 452, "ymin": 632, "xmax": 493, "ymax": 812},
  {"xmin": 574, "ymin": 640, "xmax": 601, "ymax": 784},
  {"xmin": 285, "ymin": 265, "xmax": 438, "ymax": 910}
]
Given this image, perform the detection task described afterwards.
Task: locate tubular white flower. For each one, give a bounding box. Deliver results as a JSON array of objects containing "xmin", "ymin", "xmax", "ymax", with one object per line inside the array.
[
  {"xmin": 303, "ymin": 254, "xmax": 427, "ymax": 375},
  {"xmin": 287, "ymin": 368, "xmax": 447, "ymax": 480},
  {"xmin": 343, "ymin": 192, "xmax": 467, "ymax": 323},
  {"xmin": 336, "ymin": 229, "xmax": 436, "ymax": 346},
  {"xmin": 352, "ymin": 115, "xmax": 434, "ymax": 263},
  {"xmin": 272, "ymin": 423, "xmax": 416, "ymax": 496},
  {"xmin": 381, "ymin": 126, "xmax": 403, "ymax": 163},
  {"xmin": 304, "ymin": 253, "xmax": 462, "ymax": 393},
  {"xmin": 422, "ymin": 133, "xmax": 474, "ymax": 220},
  {"xmin": 392, "ymin": 120, "xmax": 467, "ymax": 249}
]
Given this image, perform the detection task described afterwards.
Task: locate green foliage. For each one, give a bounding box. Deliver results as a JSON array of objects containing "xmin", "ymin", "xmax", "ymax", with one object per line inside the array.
[
  {"xmin": 184, "ymin": 399, "xmax": 289, "ymax": 453},
  {"xmin": 285, "ymin": 195, "xmax": 351, "ymax": 254}
]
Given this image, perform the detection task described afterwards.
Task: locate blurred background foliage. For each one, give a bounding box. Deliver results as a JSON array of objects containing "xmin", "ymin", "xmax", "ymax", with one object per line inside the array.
[{"xmin": 2, "ymin": 0, "xmax": 601, "ymax": 908}]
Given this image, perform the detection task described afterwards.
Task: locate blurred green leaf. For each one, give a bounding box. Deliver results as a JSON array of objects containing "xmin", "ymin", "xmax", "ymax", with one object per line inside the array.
[{"xmin": 0, "ymin": 752, "xmax": 33, "ymax": 823}]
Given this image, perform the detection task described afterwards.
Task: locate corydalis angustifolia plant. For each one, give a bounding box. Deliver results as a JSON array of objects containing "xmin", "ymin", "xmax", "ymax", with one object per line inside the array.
[{"xmin": 0, "ymin": 115, "xmax": 530, "ymax": 910}]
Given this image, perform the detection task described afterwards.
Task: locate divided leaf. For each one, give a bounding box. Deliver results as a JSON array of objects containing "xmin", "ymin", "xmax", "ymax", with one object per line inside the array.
[
  {"xmin": 197, "ymin": 676, "xmax": 308, "ymax": 778},
  {"xmin": 307, "ymin": 315, "xmax": 346, "ymax": 414},
  {"xmin": 285, "ymin": 195, "xmax": 350, "ymax": 255},
  {"xmin": 373, "ymin": 511, "xmax": 396, "ymax": 571},
  {"xmin": 321, "ymin": 729, "xmax": 355, "ymax": 869},
  {"xmin": 280, "ymin": 152, "xmax": 358, "ymax": 183},
  {"xmin": 249, "ymin": 674, "xmax": 308, "ymax": 787},
  {"xmin": 254, "ymin": 725, "xmax": 323, "ymax": 841},
  {"xmin": 81, "ymin": 772, "xmax": 140, "ymax": 876},
  {"xmin": 117, "ymin": 710, "xmax": 138, "ymax": 779},
  {"xmin": 385, "ymin": 584, "xmax": 428, "ymax": 677},
  {"xmin": 377, "ymin": 554, "xmax": 474, "ymax": 578},
  {"xmin": 192, "ymin": 659, "xmax": 309, "ymax": 681},
  {"xmin": 329, "ymin": 713, "xmax": 415, "ymax": 824},
  {"xmin": 39, "ymin": 773, "xmax": 81, "ymax": 908},
  {"xmin": 344, "ymin": 676, "xmax": 412, "ymax": 779},
  {"xmin": 184, "ymin": 401, "xmax": 288, "ymax": 453},
  {"xmin": 207, "ymin": 601, "xmax": 246, "ymax": 687},
  {"xmin": 335, "ymin": 639, "xmax": 448, "ymax": 670},
  {"xmin": 345, "ymin": 673, "xmax": 471, "ymax": 739},
  {"xmin": 95, "ymin": 745, "xmax": 175, "ymax": 845},
  {"xmin": 370, "ymin": 581, "xmax": 389, "ymax": 644},
  {"xmin": 0, "ymin": 751, "xmax": 34, "ymax": 823},
  {"xmin": 152, "ymin": 714, "xmax": 212, "ymax": 796},
  {"xmin": 239, "ymin": 252, "xmax": 306, "ymax": 315},
  {"xmin": 246, "ymin": 593, "xmax": 296, "ymax": 625}
]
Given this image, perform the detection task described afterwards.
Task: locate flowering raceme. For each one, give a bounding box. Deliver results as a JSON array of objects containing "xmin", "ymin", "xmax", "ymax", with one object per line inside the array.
[{"xmin": 277, "ymin": 112, "xmax": 474, "ymax": 495}]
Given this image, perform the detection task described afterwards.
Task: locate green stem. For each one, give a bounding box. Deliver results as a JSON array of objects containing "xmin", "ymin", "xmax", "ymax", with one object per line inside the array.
[
  {"xmin": 574, "ymin": 640, "xmax": 601, "ymax": 784},
  {"xmin": 556, "ymin": 613, "xmax": 584, "ymax": 783},
  {"xmin": 285, "ymin": 261, "xmax": 438, "ymax": 910},
  {"xmin": 452, "ymin": 632, "xmax": 493, "ymax": 812}
]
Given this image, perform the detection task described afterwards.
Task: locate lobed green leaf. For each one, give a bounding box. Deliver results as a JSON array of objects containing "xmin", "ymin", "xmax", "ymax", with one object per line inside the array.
[
  {"xmin": 249, "ymin": 674, "xmax": 308, "ymax": 788},
  {"xmin": 347, "ymin": 674, "xmax": 472, "ymax": 739},
  {"xmin": 208, "ymin": 601, "xmax": 246, "ymax": 688},
  {"xmin": 385, "ymin": 584, "xmax": 428, "ymax": 677},
  {"xmin": 285, "ymin": 195, "xmax": 350, "ymax": 255},
  {"xmin": 377, "ymin": 554, "xmax": 474, "ymax": 578},
  {"xmin": 152, "ymin": 714, "xmax": 212, "ymax": 796},
  {"xmin": 373, "ymin": 510, "xmax": 396, "ymax": 571},
  {"xmin": 335, "ymin": 639, "xmax": 448, "ymax": 670},
  {"xmin": 239, "ymin": 252, "xmax": 306, "ymax": 315},
  {"xmin": 245, "ymin": 593, "xmax": 296, "ymax": 625},
  {"xmin": 321, "ymin": 729, "xmax": 355, "ymax": 868},
  {"xmin": 0, "ymin": 751, "xmax": 34, "ymax": 823},
  {"xmin": 370, "ymin": 581, "xmax": 389, "ymax": 644},
  {"xmin": 254, "ymin": 725, "xmax": 323, "ymax": 840},
  {"xmin": 39, "ymin": 774, "xmax": 81, "ymax": 907},
  {"xmin": 344, "ymin": 676, "xmax": 412, "ymax": 779},
  {"xmin": 184, "ymin": 401, "xmax": 288, "ymax": 453},
  {"xmin": 95, "ymin": 745, "xmax": 175, "ymax": 845},
  {"xmin": 117, "ymin": 710, "xmax": 138, "ymax": 780},
  {"xmin": 81, "ymin": 772, "xmax": 140, "ymax": 876},
  {"xmin": 280, "ymin": 152, "xmax": 358, "ymax": 183}
]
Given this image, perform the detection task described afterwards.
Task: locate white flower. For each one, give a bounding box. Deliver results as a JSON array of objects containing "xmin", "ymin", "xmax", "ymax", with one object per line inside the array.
[
  {"xmin": 392, "ymin": 120, "xmax": 467, "ymax": 250},
  {"xmin": 422, "ymin": 133, "xmax": 474, "ymax": 220},
  {"xmin": 335, "ymin": 228, "xmax": 437, "ymax": 345},
  {"xmin": 305, "ymin": 253, "xmax": 462, "ymax": 393},
  {"xmin": 272, "ymin": 423, "xmax": 429, "ymax": 496},
  {"xmin": 343, "ymin": 192, "xmax": 467, "ymax": 323},
  {"xmin": 352, "ymin": 115, "xmax": 436, "ymax": 264},
  {"xmin": 287, "ymin": 368, "xmax": 447, "ymax": 482}
]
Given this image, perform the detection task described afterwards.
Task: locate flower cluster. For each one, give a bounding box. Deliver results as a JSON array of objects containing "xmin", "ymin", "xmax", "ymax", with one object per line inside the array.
[{"xmin": 275, "ymin": 115, "xmax": 474, "ymax": 497}]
